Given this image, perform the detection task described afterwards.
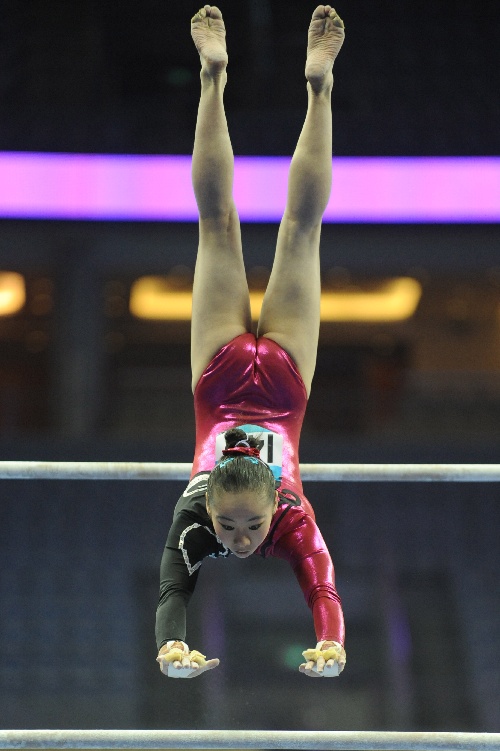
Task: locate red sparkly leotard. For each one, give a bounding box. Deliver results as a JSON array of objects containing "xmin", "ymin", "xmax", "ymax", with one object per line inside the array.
[{"xmin": 156, "ymin": 334, "xmax": 345, "ymax": 649}]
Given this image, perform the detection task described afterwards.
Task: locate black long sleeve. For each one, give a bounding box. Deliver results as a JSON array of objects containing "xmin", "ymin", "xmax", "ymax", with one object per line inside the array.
[
  {"xmin": 155, "ymin": 544, "xmax": 200, "ymax": 646},
  {"xmin": 155, "ymin": 474, "xmax": 229, "ymax": 650}
]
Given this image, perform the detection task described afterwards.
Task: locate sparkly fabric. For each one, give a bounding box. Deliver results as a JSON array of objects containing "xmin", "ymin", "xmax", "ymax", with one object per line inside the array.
[
  {"xmin": 191, "ymin": 334, "xmax": 345, "ymax": 644},
  {"xmin": 258, "ymin": 505, "xmax": 345, "ymax": 644},
  {"xmin": 192, "ymin": 333, "xmax": 307, "ymax": 498}
]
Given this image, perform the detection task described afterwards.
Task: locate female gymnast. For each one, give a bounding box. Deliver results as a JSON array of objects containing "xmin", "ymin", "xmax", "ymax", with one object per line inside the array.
[{"xmin": 156, "ymin": 4, "xmax": 345, "ymax": 679}]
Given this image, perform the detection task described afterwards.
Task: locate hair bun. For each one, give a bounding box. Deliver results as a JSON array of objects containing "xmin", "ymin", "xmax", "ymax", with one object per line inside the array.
[
  {"xmin": 224, "ymin": 427, "xmax": 264, "ymax": 452},
  {"xmin": 224, "ymin": 428, "xmax": 247, "ymax": 448}
]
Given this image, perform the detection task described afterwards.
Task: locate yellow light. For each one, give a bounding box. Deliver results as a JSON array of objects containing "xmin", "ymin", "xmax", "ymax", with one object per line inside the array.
[
  {"xmin": 321, "ymin": 277, "xmax": 422, "ymax": 322},
  {"xmin": 130, "ymin": 277, "xmax": 192, "ymax": 320},
  {"xmin": 130, "ymin": 276, "xmax": 421, "ymax": 323},
  {"xmin": 250, "ymin": 292, "xmax": 264, "ymax": 321},
  {"xmin": 0, "ymin": 272, "xmax": 26, "ymax": 316}
]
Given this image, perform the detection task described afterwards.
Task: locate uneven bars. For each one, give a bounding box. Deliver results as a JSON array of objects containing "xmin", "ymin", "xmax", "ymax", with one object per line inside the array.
[
  {"xmin": 0, "ymin": 462, "xmax": 500, "ymax": 482},
  {"xmin": 1, "ymin": 730, "xmax": 499, "ymax": 751}
]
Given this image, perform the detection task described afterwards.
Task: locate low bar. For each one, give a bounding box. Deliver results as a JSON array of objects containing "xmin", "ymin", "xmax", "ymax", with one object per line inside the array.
[
  {"xmin": 0, "ymin": 730, "xmax": 499, "ymax": 751},
  {"xmin": 0, "ymin": 461, "xmax": 500, "ymax": 482}
]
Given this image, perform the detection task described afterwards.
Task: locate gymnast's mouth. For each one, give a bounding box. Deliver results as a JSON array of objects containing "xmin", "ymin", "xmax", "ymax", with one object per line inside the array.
[{"xmin": 233, "ymin": 550, "xmax": 251, "ymax": 557}]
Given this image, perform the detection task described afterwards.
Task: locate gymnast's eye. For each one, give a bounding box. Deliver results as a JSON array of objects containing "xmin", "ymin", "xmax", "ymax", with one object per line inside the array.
[
  {"xmin": 220, "ymin": 524, "xmax": 234, "ymax": 531},
  {"xmin": 249, "ymin": 523, "xmax": 263, "ymax": 531}
]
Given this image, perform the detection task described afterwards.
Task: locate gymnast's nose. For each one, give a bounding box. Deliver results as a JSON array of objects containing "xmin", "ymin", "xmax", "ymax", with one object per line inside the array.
[{"xmin": 233, "ymin": 530, "xmax": 250, "ymax": 548}]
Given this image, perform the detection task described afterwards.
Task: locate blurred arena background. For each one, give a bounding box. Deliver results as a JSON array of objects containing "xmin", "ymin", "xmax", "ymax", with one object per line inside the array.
[{"xmin": 0, "ymin": 0, "xmax": 499, "ymax": 734}]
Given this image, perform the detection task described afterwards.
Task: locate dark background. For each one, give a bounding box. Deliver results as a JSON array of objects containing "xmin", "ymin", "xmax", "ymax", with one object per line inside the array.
[
  {"xmin": 0, "ymin": 0, "xmax": 499, "ymax": 734},
  {"xmin": 1, "ymin": 0, "xmax": 499, "ymax": 156}
]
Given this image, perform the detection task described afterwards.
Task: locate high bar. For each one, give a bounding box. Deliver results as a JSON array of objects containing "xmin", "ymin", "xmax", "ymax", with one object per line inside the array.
[
  {"xmin": 0, "ymin": 461, "xmax": 500, "ymax": 482},
  {"xmin": 0, "ymin": 730, "xmax": 499, "ymax": 751}
]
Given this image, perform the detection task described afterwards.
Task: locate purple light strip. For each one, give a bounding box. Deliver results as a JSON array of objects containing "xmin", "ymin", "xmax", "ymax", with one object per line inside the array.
[{"xmin": 0, "ymin": 152, "xmax": 499, "ymax": 222}]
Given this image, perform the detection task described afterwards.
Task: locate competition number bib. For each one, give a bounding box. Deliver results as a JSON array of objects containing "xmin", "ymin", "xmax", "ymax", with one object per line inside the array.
[{"xmin": 215, "ymin": 424, "xmax": 283, "ymax": 482}]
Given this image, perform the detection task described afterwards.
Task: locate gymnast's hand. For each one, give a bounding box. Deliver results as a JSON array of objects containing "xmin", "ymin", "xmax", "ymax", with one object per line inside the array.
[
  {"xmin": 157, "ymin": 640, "xmax": 219, "ymax": 678},
  {"xmin": 299, "ymin": 640, "xmax": 346, "ymax": 678}
]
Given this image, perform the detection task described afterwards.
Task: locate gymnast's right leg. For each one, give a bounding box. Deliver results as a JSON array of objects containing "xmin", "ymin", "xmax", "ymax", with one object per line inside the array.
[
  {"xmin": 256, "ymin": 6, "xmax": 345, "ymax": 397},
  {"xmin": 190, "ymin": 6, "xmax": 251, "ymax": 391}
]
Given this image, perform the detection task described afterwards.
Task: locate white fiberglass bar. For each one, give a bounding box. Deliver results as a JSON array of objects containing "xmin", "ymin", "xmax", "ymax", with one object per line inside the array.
[
  {"xmin": 0, "ymin": 730, "xmax": 499, "ymax": 751},
  {"xmin": 0, "ymin": 462, "xmax": 500, "ymax": 482}
]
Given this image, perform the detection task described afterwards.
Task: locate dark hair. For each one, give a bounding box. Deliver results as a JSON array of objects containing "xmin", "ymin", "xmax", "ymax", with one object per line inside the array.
[{"xmin": 207, "ymin": 428, "xmax": 276, "ymax": 504}]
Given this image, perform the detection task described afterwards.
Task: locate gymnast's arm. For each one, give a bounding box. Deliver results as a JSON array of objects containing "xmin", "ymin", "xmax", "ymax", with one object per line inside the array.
[
  {"xmin": 272, "ymin": 514, "xmax": 347, "ymax": 677},
  {"xmin": 155, "ymin": 528, "xmax": 219, "ymax": 677},
  {"xmin": 156, "ymin": 544, "xmax": 197, "ymax": 648}
]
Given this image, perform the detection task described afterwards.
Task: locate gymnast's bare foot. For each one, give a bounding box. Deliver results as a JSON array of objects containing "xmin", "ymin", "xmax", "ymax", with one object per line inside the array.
[
  {"xmin": 306, "ymin": 5, "xmax": 345, "ymax": 92},
  {"xmin": 191, "ymin": 5, "xmax": 228, "ymax": 77}
]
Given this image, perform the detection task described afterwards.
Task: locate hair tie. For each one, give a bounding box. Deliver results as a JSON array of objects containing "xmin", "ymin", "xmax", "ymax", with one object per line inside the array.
[{"xmin": 222, "ymin": 445, "xmax": 261, "ymax": 459}]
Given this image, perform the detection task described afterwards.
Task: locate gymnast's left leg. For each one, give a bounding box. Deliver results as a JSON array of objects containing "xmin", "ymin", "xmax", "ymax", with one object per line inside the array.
[{"xmin": 257, "ymin": 5, "xmax": 344, "ymax": 396}]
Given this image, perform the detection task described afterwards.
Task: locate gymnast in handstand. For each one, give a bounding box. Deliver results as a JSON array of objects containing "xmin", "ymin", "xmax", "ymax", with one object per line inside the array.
[{"xmin": 156, "ymin": 4, "xmax": 345, "ymax": 678}]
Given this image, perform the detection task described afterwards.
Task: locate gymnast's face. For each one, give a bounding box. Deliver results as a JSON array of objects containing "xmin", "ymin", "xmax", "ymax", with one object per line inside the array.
[{"xmin": 206, "ymin": 490, "xmax": 278, "ymax": 557}]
